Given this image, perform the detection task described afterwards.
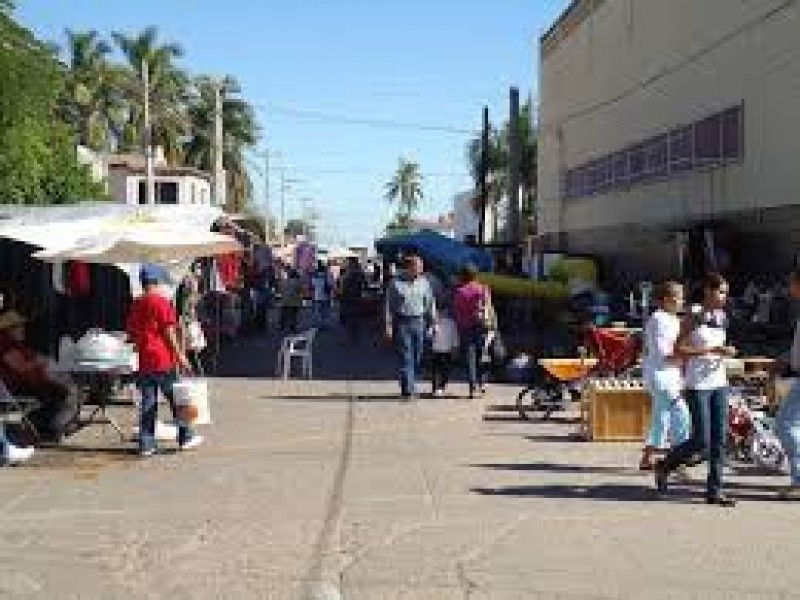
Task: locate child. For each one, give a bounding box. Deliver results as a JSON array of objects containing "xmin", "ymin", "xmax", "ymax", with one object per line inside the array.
[{"xmin": 430, "ymin": 310, "xmax": 459, "ymax": 397}]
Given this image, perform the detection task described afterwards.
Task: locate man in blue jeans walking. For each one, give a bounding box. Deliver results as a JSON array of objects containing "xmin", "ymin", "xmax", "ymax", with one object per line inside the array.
[
  {"xmin": 384, "ymin": 255, "xmax": 436, "ymax": 400},
  {"xmin": 127, "ymin": 264, "xmax": 203, "ymax": 457}
]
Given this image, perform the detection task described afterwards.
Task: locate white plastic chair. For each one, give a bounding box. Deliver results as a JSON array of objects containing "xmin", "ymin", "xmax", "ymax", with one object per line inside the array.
[{"xmin": 277, "ymin": 328, "xmax": 317, "ymax": 380}]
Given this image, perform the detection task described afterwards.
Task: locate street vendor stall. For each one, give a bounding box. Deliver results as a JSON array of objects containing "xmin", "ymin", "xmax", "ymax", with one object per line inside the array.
[{"xmin": 0, "ymin": 204, "xmax": 240, "ymax": 442}]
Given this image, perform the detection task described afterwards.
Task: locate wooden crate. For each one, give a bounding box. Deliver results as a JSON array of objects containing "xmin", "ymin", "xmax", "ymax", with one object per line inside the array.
[{"xmin": 586, "ymin": 382, "xmax": 651, "ymax": 442}]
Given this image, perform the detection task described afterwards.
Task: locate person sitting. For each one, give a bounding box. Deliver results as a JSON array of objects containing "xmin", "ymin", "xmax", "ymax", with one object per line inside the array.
[{"xmin": 0, "ymin": 311, "xmax": 77, "ymax": 443}]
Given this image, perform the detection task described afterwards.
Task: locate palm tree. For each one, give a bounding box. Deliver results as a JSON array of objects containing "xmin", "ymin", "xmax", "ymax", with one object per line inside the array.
[
  {"xmin": 62, "ymin": 30, "xmax": 112, "ymax": 148},
  {"xmin": 466, "ymin": 101, "xmax": 537, "ymax": 239},
  {"xmin": 184, "ymin": 75, "xmax": 259, "ymax": 212},
  {"xmin": 385, "ymin": 158, "xmax": 424, "ymax": 225},
  {"xmin": 112, "ymin": 26, "xmax": 189, "ymax": 163}
]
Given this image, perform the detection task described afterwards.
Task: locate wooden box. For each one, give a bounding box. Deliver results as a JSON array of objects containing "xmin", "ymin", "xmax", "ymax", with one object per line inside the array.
[{"xmin": 586, "ymin": 381, "xmax": 651, "ymax": 442}]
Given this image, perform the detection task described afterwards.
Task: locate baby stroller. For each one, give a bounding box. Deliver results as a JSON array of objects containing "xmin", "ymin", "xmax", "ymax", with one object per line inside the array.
[
  {"xmin": 728, "ymin": 394, "xmax": 786, "ymax": 472},
  {"xmin": 515, "ymin": 325, "xmax": 642, "ymax": 421}
]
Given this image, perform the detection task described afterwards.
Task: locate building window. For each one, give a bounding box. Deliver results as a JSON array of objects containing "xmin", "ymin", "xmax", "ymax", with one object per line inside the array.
[
  {"xmin": 628, "ymin": 143, "xmax": 646, "ymax": 183},
  {"xmin": 612, "ymin": 151, "xmax": 629, "ymax": 186},
  {"xmin": 136, "ymin": 180, "xmax": 179, "ymax": 204},
  {"xmin": 562, "ymin": 103, "xmax": 744, "ymax": 200},
  {"xmin": 669, "ymin": 125, "xmax": 693, "ymax": 172},
  {"xmin": 694, "ymin": 113, "xmax": 723, "ymax": 166},
  {"xmin": 645, "ymin": 134, "xmax": 668, "ymax": 178},
  {"xmin": 721, "ymin": 104, "xmax": 742, "ymax": 160}
]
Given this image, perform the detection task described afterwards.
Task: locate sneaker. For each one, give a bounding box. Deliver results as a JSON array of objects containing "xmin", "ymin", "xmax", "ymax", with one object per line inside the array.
[
  {"xmin": 138, "ymin": 447, "xmax": 157, "ymax": 458},
  {"xmin": 777, "ymin": 486, "xmax": 800, "ymax": 500},
  {"xmin": 433, "ymin": 389, "xmax": 444, "ymax": 398},
  {"xmin": 3, "ymin": 443, "xmax": 34, "ymax": 466},
  {"xmin": 705, "ymin": 493, "xmax": 736, "ymax": 507},
  {"xmin": 673, "ymin": 465, "xmax": 692, "ymax": 483},
  {"xmin": 179, "ymin": 435, "xmax": 204, "ymax": 452}
]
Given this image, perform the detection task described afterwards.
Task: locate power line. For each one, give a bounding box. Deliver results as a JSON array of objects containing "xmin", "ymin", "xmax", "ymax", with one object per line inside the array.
[{"xmin": 254, "ymin": 103, "xmax": 478, "ymax": 135}]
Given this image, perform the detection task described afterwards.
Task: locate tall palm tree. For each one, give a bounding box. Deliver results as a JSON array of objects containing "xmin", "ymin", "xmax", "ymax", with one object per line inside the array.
[
  {"xmin": 112, "ymin": 26, "xmax": 189, "ymax": 163},
  {"xmin": 466, "ymin": 101, "xmax": 537, "ymax": 239},
  {"xmin": 184, "ymin": 75, "xmax": 259, "ymax": 212},
  {"xmin": 385, "ymin": 158, "xmax": 424, "ymax": 225},
  {"xmin": 62, "ymin": 29, "xmax": 116, "ymax": 149}
]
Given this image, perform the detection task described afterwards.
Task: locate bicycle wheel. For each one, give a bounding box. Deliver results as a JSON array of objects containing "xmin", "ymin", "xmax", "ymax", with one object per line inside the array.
[{"xmin": 516, "ymin": 384, "xmax": 559, "ymax": 421}]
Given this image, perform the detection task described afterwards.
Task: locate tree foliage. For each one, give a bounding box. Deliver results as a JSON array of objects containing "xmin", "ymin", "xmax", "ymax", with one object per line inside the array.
[
  {"xmin": 57, "ymin": 25, "xmax": 260, "ymax": 210},
  {"xmin": 465, "ymin": 101, "xmax": 538, "ymax": 235},
  {"xmin": 385, "ymin": 158, "xmax": 424, "ymax": 225},
  {"xmin": 0, "ymin": 10, "xmax": 106, "ymax": 204}
]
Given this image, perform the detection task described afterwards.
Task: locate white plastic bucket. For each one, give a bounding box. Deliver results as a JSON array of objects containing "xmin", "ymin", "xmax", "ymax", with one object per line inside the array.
[{"xmin": 173, "ymin": 378, "xmax": 211, "ymax": 425}]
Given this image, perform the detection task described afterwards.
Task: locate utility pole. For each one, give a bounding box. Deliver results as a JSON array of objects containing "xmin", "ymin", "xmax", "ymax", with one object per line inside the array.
[
  {"xmin": 212, "ymin": 80, "xmax": 224, "ymax": 208},
  {"xmin": 478, "ymin": 106, "xmax": 490, "ymax": 246},
  {"xmin": 264, "ymin": 150, "xmax": 270, "ymax": 222},
  {"xmin": 280, "ymin": 167, "xmax": 286, "ymax": 246},
  {"xmin": 142, "ymin": 58, "xmax": 155, "ymax": 205},
  {"xmin": 508, "ymin": 86, "xmax": 521, "ymax": 244}
]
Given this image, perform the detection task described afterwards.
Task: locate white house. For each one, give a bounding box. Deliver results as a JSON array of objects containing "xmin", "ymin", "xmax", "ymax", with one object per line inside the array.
[{"xmin": 78, "ymin": 147, "xmax": 215, "ymax": 206}]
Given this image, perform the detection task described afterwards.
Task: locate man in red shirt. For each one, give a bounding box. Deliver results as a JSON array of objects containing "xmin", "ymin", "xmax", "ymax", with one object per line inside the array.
[{"xmin": 127, "ymin": 265, "xmax": 202, "ymax": 457}]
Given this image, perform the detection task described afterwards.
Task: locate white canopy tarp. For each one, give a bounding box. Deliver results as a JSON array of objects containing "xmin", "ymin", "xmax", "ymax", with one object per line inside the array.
[
  {"xmin": 0, "ymin": 203, "xmax": 230, "ymax": 260},
  {"xmin": 0, "ymin": 203, "xmax": 239, "ymax": 296}
]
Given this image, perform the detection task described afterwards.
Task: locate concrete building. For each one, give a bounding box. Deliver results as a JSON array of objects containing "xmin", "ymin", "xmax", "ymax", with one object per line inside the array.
[
  {"xmin": 78, "ymin": 147, "xmax": 214, "ymax": 206},
  {"xmin": 537, "ymin": 0, "xmax": 800, "ymax": 282}
]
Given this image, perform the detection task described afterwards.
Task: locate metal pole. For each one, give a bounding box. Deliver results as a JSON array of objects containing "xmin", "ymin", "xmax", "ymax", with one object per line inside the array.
[
  {"xmin": 264, "ymin": 150, "xmax": 271, "ymax": 224},
  {"xmin": 212, "ymin": 80, "xmax": 224, "ymax": 207},
  {"xmin": 280, "ymin": 167, "xmax": 286, "ymax": 246},
  {"xmin": 478, "ymin": 106, "xmax": 489, "ymax": 246},
  {"xmin": 142, "ymin": 58, "xmax": 155, "ymax": 205},
  {"xmin": 508, "ymin": 87, "xmax": 521, "ymax": 244}
]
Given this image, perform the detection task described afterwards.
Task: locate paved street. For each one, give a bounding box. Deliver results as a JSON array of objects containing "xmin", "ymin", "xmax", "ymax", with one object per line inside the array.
[{"xmin": 2, "ymin": 321, "xmax": 800, "ymax": 599}]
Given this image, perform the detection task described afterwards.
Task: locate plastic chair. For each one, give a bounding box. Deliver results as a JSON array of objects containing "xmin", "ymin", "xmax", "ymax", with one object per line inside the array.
[{"xmin": 277, "ymin": 328, "xmax": 317, "ymax": 380}]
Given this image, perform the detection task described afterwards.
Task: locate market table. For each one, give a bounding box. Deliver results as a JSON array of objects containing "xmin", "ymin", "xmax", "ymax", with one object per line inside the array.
[{"xmin": 53, "ymin": 360, "xmax": 135, "ymax": 441}]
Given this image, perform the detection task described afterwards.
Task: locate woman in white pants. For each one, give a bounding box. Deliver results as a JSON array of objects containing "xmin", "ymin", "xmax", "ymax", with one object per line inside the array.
[
  {"xmin": 639, "ymin": 281, "xmax": 691, "ymax": 470},
  {"xmin": 775, "ymin": 269, "xmax": 800, "ymax": 499}
]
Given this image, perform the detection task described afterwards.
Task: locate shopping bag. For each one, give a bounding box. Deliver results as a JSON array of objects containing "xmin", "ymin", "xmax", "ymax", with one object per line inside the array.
[{"xmin": 172, "ymin": 377, "xmax": 211, "ymax": 425}]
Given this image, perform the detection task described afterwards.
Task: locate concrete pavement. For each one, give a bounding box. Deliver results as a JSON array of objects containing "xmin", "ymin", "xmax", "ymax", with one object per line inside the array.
[{"xmin": 1, "ymin": 319, "xmax": 799, "ymax": 599}]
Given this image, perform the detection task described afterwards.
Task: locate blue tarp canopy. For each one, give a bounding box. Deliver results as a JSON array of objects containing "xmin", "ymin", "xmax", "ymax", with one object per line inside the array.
[{"xmin": 375, "ymin": 230, "xmax": 493, "ymax": 277}]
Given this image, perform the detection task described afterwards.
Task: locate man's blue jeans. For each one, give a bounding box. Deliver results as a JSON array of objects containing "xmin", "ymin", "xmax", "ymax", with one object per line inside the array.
[
  {"xmin": 394, "ymin": 316, "xmax": 425, "ymax": 397},
  {"xmin": 136, "ymin": 370, "xmax": 196, "ymax": 452},
  {"xmin": 776, "ymin": 379, "xmax": 800, "ymax": 486},
  {"xmin": 662, "ymin": 387, "xmax": 728, "ymax": 496}
]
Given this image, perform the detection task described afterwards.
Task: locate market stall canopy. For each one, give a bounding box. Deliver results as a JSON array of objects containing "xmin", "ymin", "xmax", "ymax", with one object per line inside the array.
[
  {"xmin": 326, "ymin": 247, "xmax": 357, "ymax": 261},
  {"xmin": 0, "ymin": 203, "xmax": 239, "ymax": 265},
  {"xmin": 375, "ymin": 230, "xmax": 493, "ymax": 276}
]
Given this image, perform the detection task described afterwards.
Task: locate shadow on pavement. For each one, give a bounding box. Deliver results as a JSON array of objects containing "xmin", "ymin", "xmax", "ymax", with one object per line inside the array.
[
  {"xmin": 471, "ymin": 483, "xmax": 666, "ymax": 503},
  {"xmin": 261, "ymin": 393, "xmax": 404, "ymax": 403},
  {"xmin": 471, "ymin": 461, "xmax": 641, "ymax": 477}
]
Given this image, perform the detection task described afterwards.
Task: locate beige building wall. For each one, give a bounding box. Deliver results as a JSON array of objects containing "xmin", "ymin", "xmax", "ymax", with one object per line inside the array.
[{"xmin": 538, "ymin": 0, "xmax": 800, "ymax": 237}]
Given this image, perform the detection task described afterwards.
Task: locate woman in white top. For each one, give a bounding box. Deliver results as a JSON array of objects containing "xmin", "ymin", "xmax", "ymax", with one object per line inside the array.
[
  {"xmin": 639, "ymin": 282, "xmax": 691, "ymax": 470},
  {"xmin": 655, "ymin": 273, "xmax": 737, "ymax": 507}
]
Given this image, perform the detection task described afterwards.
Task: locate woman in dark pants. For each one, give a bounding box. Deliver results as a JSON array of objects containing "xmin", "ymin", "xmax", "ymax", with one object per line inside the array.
[{"xmin": 655, "ymin": 273, "xmax": 737, "ymax": 507}]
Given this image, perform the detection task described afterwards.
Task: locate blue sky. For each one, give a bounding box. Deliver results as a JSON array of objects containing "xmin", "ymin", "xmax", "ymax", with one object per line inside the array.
[{"xmin": 17, "ymin": 0, "xmax": 568, "ymax": 247}]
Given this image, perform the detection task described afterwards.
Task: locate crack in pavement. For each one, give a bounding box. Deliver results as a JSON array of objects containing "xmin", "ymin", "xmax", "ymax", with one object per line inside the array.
[
  {"xmin": 454, "ymin": 514, "xmax": 532, "ymax": 599},
  {"xmin": 302, "ymin": 381, "xmax": 356, "ymax": 600}
]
